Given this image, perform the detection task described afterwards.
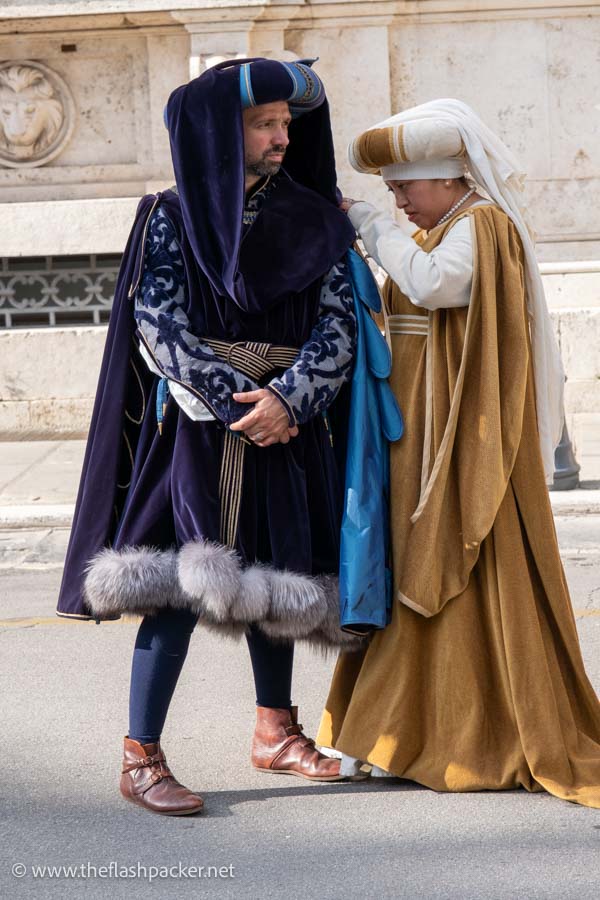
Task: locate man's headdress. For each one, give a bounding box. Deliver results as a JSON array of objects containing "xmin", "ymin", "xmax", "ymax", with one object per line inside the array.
[
  {"xmin": 238, "ymin": 58, "xmax": 324, "ymax": 117},
  {"xmin": 165, "ymin": 58, "xmax": 342, "ymax": 307}
]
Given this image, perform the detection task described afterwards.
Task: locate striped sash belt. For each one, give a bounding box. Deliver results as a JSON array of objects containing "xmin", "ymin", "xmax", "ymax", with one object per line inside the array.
[
  {"xmin": 388, "ymin": 313, "xmax": 429, "ymax": 336},
  {"xmin": 204, "ymin": 338, "xmax": 299, "ymax": 548}
]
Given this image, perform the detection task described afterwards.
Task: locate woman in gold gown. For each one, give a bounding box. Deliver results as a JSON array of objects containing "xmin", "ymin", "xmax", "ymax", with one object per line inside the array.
[{"xmin": 318, "ymin": 100, "xmax": 600, "ymax": 808}]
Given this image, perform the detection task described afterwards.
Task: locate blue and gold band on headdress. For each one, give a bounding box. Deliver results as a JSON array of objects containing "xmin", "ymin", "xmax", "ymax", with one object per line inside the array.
[
  {"xmin": 239, "ymin": 63, "xmax": 257, "ymax": 109},
  {"xmin": 239, "ymin": 58, "xmax": 324, "ymax": 117}
]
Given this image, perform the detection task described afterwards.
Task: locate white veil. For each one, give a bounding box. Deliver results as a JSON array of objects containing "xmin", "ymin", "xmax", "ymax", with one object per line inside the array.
[{"xmin": 361, "ymin": 99, "xmax": 564, "ymax": 483}]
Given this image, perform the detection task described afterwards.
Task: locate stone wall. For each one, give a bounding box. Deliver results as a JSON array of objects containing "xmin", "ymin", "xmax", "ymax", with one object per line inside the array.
[
  {"xmin": 0, "ymin": 327, "xmax": 104, "ymax": 438},
  {"xmin": 1, "ymin": 0, "xmax": 599, "ymax": 446},
  {"xmin": 0, "ymin": 29, "xmax": 188, "ymax": 202}
]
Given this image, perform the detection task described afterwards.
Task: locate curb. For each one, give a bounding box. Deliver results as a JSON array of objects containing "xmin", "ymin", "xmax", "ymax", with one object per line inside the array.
[
  {"xmin": 0, "ymin": 505, "xmax": 74, "ymax": 530},
  {"xmin": 549, "ymin": 489, "xmax": 600, "ymax": 517},
  {"xmin": 0, "ymin": 493, "xmax": 598, "ymax": 531}
]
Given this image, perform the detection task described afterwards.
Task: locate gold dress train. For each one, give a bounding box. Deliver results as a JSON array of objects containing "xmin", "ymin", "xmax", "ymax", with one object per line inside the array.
[{"xmin": 318, "ymin": 205, "xmax": 600, "ymax": 807}]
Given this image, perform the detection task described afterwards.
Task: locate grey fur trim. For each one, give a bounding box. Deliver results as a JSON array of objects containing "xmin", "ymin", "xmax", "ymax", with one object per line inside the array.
[
  {"xmin": 234, "ymin": 564, "xmax": 271, "ymax": 622},
  {"xmin": 177, "ymin": 539, "xmax": 241, "ymax": 622},
  {"xmin": 84, "ymin": 541, "xmax": 369, "ymax": 649},
  {"xmin": 260, "ymin": 570, "xmax": 326, "ymax": 640},
  {"xmin": 84, "ymin": 546, "xmax": 179, "ymax": 618},
  {"xmin": 308, "ymin": 576, "xmax": 367, "ymax": 652}
]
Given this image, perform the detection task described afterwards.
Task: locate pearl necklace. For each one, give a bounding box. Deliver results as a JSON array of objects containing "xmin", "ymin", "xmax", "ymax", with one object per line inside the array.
[{"xmin": 435, "ymin": 187, "xmax": 476, "ymax": 227}]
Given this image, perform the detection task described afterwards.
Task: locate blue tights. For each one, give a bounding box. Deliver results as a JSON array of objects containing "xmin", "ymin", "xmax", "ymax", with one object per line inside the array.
[{"xmin": 128, "ymin": 607, "xmax": 294, "ymax": 744}]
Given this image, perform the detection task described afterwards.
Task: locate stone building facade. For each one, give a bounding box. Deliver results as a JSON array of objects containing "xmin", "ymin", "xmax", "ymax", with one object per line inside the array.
[{"xmin": 1, "ymin": 1, "xmax": 599, "ymax": 463}]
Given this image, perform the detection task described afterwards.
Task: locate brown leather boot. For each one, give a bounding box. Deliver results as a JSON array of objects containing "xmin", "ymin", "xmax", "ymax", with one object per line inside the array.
[
  {"xmin": 120, "ymin": 738, "xmax": 204, "ymax": 816},
  {"xmin": 251, "ymin": 706, "xmax": 345, "ymax": 781}
]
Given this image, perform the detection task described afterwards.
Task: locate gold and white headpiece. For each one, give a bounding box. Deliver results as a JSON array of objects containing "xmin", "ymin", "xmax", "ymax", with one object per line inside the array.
[
  {"xmin": 348, "ymin": 99, "xmax": 565, "ymax": 483},
  {"xmin": 349, "ymin": 117, "xmax": 466, "ymax": 181}
]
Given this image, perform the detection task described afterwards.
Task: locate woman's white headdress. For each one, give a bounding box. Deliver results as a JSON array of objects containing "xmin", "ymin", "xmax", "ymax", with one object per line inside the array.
[{"xmin": 350, "ymin": 99, "xmax": 564, "ymax": 482}]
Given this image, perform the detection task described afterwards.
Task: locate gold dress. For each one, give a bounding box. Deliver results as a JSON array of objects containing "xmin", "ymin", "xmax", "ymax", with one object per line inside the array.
[{"xmin": 318, "ymin": 205, "xmax": 600, "ymax": 807}]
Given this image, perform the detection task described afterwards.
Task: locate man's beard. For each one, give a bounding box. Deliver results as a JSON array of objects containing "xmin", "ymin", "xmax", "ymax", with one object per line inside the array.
[{"xmin": 245, "ymin": 146, "xmax": 286, "ymax": 179}]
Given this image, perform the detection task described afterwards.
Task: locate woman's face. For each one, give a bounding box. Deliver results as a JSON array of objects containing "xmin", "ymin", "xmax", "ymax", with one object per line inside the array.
[{"xmin": 385, "ymin": 179, "xmax": 456, "ymax": 231}]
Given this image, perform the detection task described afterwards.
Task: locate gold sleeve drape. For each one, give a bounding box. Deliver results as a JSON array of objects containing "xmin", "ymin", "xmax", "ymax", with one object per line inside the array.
[{"xmin": 396, "ymin": 208, "xmax": 529, "ymax": 617}]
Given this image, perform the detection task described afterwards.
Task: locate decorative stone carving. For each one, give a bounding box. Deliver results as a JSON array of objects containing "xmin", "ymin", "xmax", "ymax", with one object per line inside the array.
[{"xmin": 0, "ymin": 60, "xmax": 76, "ymax": 168}]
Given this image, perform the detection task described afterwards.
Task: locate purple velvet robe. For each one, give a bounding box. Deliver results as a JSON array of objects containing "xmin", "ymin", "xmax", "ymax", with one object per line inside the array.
[{"xmin": 57, "ymin": 177, "xmax": 355, "ymax": 620}]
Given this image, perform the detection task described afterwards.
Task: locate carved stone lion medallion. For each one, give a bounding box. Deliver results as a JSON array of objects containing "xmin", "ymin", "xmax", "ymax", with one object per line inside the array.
[{"xmin": 0, "ymin": 60, "xmax": 76, "ymax": 168}]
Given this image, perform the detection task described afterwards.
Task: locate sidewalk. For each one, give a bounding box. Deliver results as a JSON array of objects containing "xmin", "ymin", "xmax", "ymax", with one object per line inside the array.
[
  {"xmin": 0, "ymin": 435, "xmax": 599, "ymax": 568},
  {"xmin": 0, "ymin": 440, "xmax": 80, "ymax": 530}
]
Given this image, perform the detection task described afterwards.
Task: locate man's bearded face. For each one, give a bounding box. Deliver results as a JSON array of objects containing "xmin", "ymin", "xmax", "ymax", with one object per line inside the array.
[{"xmin": 242, "ymin": 101, "xmax": 291, "ymax": 180}]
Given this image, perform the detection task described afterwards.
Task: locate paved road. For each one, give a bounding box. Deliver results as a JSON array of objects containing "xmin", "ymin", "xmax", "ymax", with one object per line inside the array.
[{"xmin": 1, "ymin": 556, "xmax": 600, "ymax": 900}]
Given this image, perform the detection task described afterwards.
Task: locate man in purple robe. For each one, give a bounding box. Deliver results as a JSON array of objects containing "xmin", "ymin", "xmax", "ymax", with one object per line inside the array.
[{"xmin": 57, "ymin": 58, "xmax": 360, "ymax": 815}]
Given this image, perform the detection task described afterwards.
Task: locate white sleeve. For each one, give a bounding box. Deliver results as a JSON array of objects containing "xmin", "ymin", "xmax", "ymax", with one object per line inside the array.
[
  {"xmin": 348, "ymin": 201, "xmax": 474, "ymax": 311},
  {"xmin": 138, "ymin": 343, "xmax": 215, "ymax": 422}
]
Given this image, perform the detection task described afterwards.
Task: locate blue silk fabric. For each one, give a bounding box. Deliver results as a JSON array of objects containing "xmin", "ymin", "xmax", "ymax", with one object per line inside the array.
[
  {"xmin": 57, "ymin": 58, "xmax": 355, "ymax": 619},
  {"xmin": 339, "ymin": 250, "xmax": 404, "ymax": 633}
]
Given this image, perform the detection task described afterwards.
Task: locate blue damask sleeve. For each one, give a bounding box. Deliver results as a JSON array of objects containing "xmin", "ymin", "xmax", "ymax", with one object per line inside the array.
[
  {"xmin": 134, "ymin": 206, "xmax": 261, "ymax": 426},
  {"xmin": 266, "ymin": 260, "xmax": 357, "ymax": 425}
]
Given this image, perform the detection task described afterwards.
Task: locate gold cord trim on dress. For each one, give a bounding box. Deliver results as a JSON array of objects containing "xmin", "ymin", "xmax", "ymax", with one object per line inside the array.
[
  {"xmin": 128, "ymin": 195, "xmax": 160, "ymax": 299},
  {"xmin": 388, "ymin": 314, "xmax": 429, "ymax": 336},
  {"xmin": 124, "ymin": 356, "xmax": 146, "ymax": 425},
  {"xmin": 116, "ymin": 429, "xmax": 134, "ymax": 490},
  {"xmin": 396, "ymin": 590, "xmax": 433, "ymax": 618}
]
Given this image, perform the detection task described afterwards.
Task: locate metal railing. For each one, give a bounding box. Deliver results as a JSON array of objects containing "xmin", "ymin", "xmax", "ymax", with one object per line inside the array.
[{"xmin": 0, "ymin": 254, "xmax": 121, "ymax": 328}]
